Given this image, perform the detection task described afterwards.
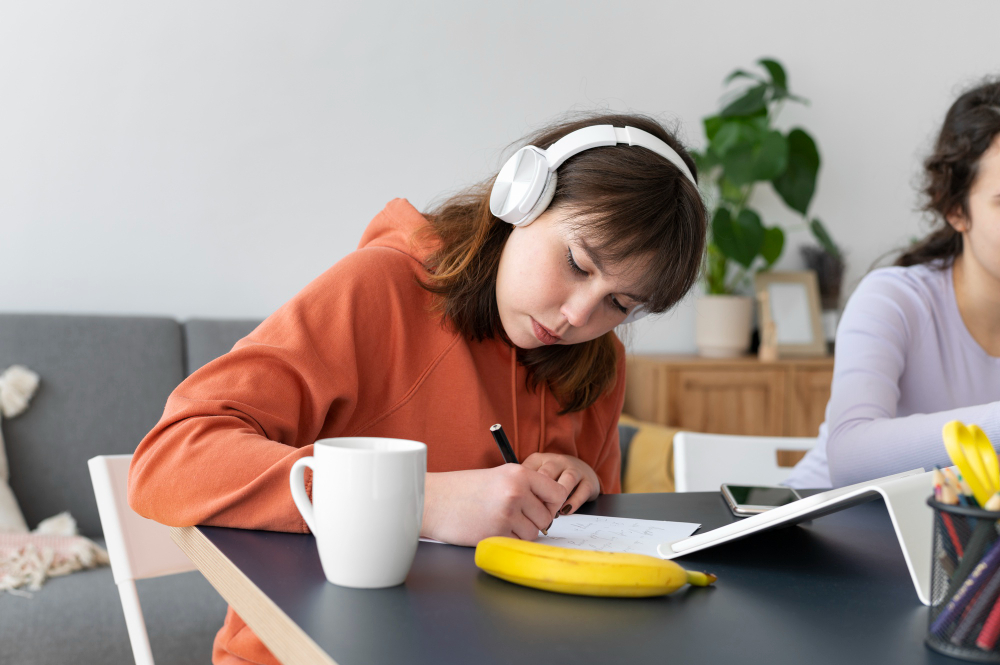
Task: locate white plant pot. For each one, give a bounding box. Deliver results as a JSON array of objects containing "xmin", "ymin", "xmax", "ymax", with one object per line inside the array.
[{"xmin": 695, "ymin": 295, "xmax": 754, "ymax": 358}]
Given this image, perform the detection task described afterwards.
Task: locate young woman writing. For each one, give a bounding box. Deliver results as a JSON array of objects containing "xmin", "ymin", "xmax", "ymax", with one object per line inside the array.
[
  {"xmin": 127, "ymin": 112, "xmax": 707, "ymax": 665},
  {"xmin": 787, "ymin": 79, "xmax": 1000, "ymax": 489}
]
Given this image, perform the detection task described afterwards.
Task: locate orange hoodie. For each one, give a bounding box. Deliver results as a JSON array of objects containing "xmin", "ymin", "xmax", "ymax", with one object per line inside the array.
[{"xmin": 128, "ymin": 198, "xmax": 625, "ymax": 665}]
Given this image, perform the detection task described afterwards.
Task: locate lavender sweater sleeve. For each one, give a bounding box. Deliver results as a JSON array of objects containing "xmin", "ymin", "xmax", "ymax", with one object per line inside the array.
[{"xmin": 814, "ymin": 265, "xmax": 1000, "ymax": 487}]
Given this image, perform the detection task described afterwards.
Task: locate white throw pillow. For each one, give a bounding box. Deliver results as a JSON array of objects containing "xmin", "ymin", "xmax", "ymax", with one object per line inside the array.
[
  {"xmin": 0, "ymin": 483, "xmax": 27, "ymax": 532},
  {"xmin": 0, "ymin": 365, "xmax": 40, "ymax": 533}
]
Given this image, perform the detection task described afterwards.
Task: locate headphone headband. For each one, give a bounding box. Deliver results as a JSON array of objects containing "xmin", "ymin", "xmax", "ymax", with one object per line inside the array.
[
  {"xmin": 490, "ymin": 125, "xmax": 696, "ymax": 228},
  {"xmin": 489, "ymin": 124, "xmax": 694, "ymax": 325},
  {"xmin": 544, "ymin": 125, "xmax": 696, "ymax": 183}
]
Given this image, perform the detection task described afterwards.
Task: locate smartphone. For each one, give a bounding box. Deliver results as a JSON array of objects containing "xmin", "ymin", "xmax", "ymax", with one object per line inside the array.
[{"xmin": 721, "ymin": 484, "xmax": 802, "ymax": 517}]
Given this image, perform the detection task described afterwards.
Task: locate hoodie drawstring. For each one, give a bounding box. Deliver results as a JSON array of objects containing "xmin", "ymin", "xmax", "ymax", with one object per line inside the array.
[
  {"xmin": 510, "ymin": 346, "xmax": 519, "ymax": 460},
  {"xmin": 539, "ymin": 389, "xmax": 546, "ymax": 454},
  {"xmin": 510, "ymin": 346, "xmax": 548, "ymax": 457}
]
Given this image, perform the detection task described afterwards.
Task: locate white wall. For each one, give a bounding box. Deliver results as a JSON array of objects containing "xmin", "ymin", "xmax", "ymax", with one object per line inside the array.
[{"xmin": 2, "ymin": 1, "xmax": 997, "ymax": 352}]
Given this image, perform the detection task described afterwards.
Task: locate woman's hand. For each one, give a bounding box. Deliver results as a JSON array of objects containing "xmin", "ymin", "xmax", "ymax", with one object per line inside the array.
[
  {"xmin": 520, "ymin": 453, "xmax": 601, "ymax": 516},
  {"xmin": 422, "ymin": 466, "xmax": 569, "ymax": 546}
]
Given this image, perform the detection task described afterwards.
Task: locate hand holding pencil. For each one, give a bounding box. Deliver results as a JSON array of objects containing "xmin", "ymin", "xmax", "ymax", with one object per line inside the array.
[
  {"xmin": 490, "ymin": 423, "xmax": 599, "ymax": 529},
  {"xmin": 490, "ymin": 423, "xmax": 573, "ymax": 535},
  {"xmin": 421, "ymin": 464, "xmax": 569, "ymax": 545}
]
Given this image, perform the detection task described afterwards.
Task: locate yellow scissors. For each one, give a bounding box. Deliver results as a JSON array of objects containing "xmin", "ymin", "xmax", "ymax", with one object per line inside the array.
[{"xmin": 942, "ymin": 420, "xmax": 1000, "ymax": 506}]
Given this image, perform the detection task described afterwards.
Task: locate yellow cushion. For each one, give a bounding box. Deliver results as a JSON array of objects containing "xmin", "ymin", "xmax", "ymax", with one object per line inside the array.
[{"xmin": 619, "ymin": 414, "xmax": 679, "ymax": 494}]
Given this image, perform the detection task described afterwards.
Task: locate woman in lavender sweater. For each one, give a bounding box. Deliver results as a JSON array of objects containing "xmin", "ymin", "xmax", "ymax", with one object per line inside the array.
[{"xmin": 787, "ymin": 79, "xmax": 1000, "ymax": 489}]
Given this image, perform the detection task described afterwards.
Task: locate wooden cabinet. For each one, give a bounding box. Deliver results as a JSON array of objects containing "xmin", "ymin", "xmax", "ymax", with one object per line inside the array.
[{"xmin": 624, "ymin": 355, "xmax": 834, "ymax": 438}]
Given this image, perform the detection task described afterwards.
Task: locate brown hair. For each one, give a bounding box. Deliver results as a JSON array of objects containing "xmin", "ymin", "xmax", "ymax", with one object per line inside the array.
[
  {"xmin": 897, "ymin": 77, "xmax": 1000, "ymax": 268},
  {"xmin": 418, "ymin": 112, "xmax": 707, "ymax": 413}
]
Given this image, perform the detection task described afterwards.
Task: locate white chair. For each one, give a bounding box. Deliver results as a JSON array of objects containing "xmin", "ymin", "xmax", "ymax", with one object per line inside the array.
[
  {"xmin": 673, "ymin": 432, "xmax": 817, "ymax": 492},
  {"xmin": 88, "ymin": 454, "xmax": 196, "ymax": 665}
]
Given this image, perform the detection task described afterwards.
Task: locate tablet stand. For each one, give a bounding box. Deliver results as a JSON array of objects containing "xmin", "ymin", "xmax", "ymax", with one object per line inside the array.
[{"xmin": 658, "ymin": 469, "xmax": 936, "ymax": 605}]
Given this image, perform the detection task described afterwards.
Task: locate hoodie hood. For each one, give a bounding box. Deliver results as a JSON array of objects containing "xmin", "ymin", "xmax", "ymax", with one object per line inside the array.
[{"xmin": 356, "ymin": 198, "xmax": 439, "ymax": 264}]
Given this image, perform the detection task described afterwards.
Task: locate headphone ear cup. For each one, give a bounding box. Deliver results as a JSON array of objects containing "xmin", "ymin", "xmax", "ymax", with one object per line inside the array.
[
  {"xmin": 491, "ymin": 146, "xmax": 550, "ymax": 225},
  {"xmin": 511, "ymin": 170, "xmax": 557, "ymax": 227}
]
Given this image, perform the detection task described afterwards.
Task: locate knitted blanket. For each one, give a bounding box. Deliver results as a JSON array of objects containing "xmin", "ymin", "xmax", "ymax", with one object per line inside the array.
[
  {"xmin": 0, "ymin": 513, "xmax": 109, "ymax": 596},
  {"xmin": 0, "ymin": 533, "xmax": 109, "ymax": 596}
]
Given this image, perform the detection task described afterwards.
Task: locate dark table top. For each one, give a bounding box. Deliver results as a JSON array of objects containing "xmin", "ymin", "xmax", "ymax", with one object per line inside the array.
[{"xmin": 199, "ymin": 491, "xmax": 957, "ymax": 665}]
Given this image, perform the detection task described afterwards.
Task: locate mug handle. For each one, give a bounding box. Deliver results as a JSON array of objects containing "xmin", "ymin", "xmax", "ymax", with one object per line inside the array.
[{"xmin": 290, "ymin": 457, "xmax": 317, "ymax": 534}]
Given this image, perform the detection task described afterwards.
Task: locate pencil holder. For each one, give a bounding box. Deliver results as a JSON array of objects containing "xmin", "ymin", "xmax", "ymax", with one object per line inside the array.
[{"xmin": 927, "ymin": 497, "xmax": 1000, "ymax": 661}]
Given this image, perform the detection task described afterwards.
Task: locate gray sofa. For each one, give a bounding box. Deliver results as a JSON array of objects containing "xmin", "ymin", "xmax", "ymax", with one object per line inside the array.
[
  {"xmin": 0, "ymin": 314, "xmax": 262, "ymax": 665},
  {"xmin": 0, "ymin": 313, "xmax": 644, "ymax": 665}
]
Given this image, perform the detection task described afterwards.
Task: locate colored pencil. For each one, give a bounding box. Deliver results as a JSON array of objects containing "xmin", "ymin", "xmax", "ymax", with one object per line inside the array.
[
  {"xmin": 951, "ymin": 565, "xmax": 1000, "ymax": 645},
  {"xmin": 942, "ymin": 512, "xmax": 965, "ymax": 559},
  {"xmin": 976, "ymin": 589, "xmax": 1000, "ymax": 649},
  {"xmin": 932, "ymin": 534, "xmax": 1000, "ymax": 634}
]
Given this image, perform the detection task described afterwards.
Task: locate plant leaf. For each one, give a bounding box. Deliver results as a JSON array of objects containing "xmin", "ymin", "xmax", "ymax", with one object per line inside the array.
[
  {"xmin": 757, "ymin": 58, "xmax": 787, "ymax": 93},
  {"xmin": 705, "ymin": 244, "xmax": 729, "ymax": 294},
  {"xmin": 809, "ymin": 218, "xmax": 840, "ymax": 258},
  {"xmin": 719, "ymin": 178, "xmax": 744, "ymax": 206},
  {"xmin": 761, "ymin": 226, "xmax": 785, "ymax": 266},
  {"xmin": 755, "ymin": 130, "xmax": 789, "ymax": 181},
  {"xmin": 772, "ymin": 128, "xmax": 820, "ymax": 215},
  {"xmin": 692, "ymin": 149, "xmax": 719, "ymax": 174},
  {"xmin": 720, "ymin": 84, "xmax": 768, "ymax": 118},
  {"xmin": 725, "ymin": 68, "xmax": 765, "ymax": 85},
  {"xmin": 720, "ymin": 142, "xmax": 756, "ymax": 187},
  {"xmin": 713, "ymin": 207, "xmax": 764, "ymax": 269},
  {"xmin": 710, "ymin": 121, "xmax": 754, "ymax": 157},
  {"xmin": 703, "ymin": 115, "xmax": 724, "ymax": 142},
  {"xmin": 720, "ymin": 129, "xmax": 788, "ymax": 186}
]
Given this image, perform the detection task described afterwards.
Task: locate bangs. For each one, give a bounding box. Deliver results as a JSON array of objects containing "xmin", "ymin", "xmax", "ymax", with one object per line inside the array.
[{"xmin": 560, "ymin": 162, "xmax": 705, "ymax": 314}]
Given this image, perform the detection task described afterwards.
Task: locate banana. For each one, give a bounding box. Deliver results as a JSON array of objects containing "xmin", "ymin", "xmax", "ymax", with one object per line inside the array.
[{"xmin": 474, "ymin": 536, "xmax": 717, "ymax": 598}]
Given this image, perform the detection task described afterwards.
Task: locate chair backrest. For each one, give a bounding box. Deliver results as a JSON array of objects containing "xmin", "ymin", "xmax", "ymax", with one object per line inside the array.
[
  {"xmin": 88, "ymin": 454, "xmax": 194, "ymax": 583},
  {"xmin": 90, "ymin": 454, "xmax": 197, "ymax": 665},
  {"xmin": 673, "ymin": 432, "xmax": 817, "ymax": 492}
]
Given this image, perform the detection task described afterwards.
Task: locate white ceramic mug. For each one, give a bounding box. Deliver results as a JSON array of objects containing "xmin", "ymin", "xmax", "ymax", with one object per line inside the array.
[{"xmin": 290, "ymin": 437, "xmax": 427, "ymax": 588}]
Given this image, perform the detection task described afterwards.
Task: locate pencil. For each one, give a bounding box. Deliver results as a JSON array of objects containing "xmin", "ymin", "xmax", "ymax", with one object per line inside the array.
[
  {"xmin": 959, "ymin": 475, "xmax": 980, "ymax": 508},
  {"xmin": 934, "ymin": 468, "xmax": 946, "ymax": 493},
  {"xmin": 976, "ymin": 586, "xmax": 1000, "ymax": 649},
  {"xmin": 931, "ymin": 536, "xmax": 1000, "ymax": 635},
  {"xmin": 938, "ymin": 519, "xmax": 997, "ymax": 620},
  {"xmin": 952, "ymin": 563, "xmax": 1000, "ymax": 645},
  {"xmin": 490, "ymin": 424, "xmax": 518, "ymax": 464},
  {"xmin": 943, "ymin": 467, "xmax": 962, "ymax": 496},
  {"xmin": 935, "ymin": 483, "xmax": 965, "ymax": 562},
  {"xmin": 942, "ymin": 512, "xmax": 965, "ymax": 559},
  {"xmin": 490, "ymin": 423, "xmax": 551, "ymax": 535}
]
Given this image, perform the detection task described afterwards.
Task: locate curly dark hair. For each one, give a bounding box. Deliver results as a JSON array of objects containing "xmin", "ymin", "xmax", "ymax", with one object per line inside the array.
[{"xmin": 897, "ymin": 78, "xmax": 1000, "ymax": 267}]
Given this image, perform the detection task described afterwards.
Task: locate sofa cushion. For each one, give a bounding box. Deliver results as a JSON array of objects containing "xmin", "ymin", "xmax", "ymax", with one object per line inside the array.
[
  {"xmin": 183, "ymin": 319, "xmax": 262, "ymax": 376},
  {"xmin": 618, "ymin": 414, "xmax": 678, "ymax": 493},
  {"xmin": 0, "ymin": 315, "xmax": 184, "ymax": 537},
  {"xmin": 0, "ymin": 564, "xmax": 228, "ymax": 665},
  {"xmin": 618, "ymin": 423, "xmax": 639, "ymax": 486}
]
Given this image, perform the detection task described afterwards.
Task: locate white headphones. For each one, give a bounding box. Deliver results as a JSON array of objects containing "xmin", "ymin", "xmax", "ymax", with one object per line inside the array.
[{"xmin": 489, "ymin": 124, "xmax": 696, "ymax": 324}]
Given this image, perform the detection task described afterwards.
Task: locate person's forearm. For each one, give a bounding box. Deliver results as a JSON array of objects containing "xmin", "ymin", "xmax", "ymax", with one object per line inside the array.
[
  {"xmin": 827, "ymin": 402, "xmax": 1000, "ymax": 486},
  {"xmin": 421, "ymin": 472, "xmax": 447, "ymax": 540},
  {"xmin": 129, "ymin": 411, "xmax": 315, "ymax": 531}
]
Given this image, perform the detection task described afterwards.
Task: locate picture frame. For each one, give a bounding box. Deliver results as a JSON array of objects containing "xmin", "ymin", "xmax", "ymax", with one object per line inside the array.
[{"xmin": 754, "ymin": 271, "xmax": 827, "ymax": 358}]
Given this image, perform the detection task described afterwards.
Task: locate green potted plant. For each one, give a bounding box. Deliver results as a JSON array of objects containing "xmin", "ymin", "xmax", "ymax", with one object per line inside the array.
[{"xmin": 693, "ymin": 57, "xmax": 823, "ymax": 357}]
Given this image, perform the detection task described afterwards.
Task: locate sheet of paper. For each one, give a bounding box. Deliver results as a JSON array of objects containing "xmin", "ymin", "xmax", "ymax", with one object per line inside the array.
[
  {"xmin": 421, "ymin": 514, "xmax": 700, "ymax": 558},
  {"xmin": 536, "ymin": 514, "xmax": 700, "ymax": 558}
]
